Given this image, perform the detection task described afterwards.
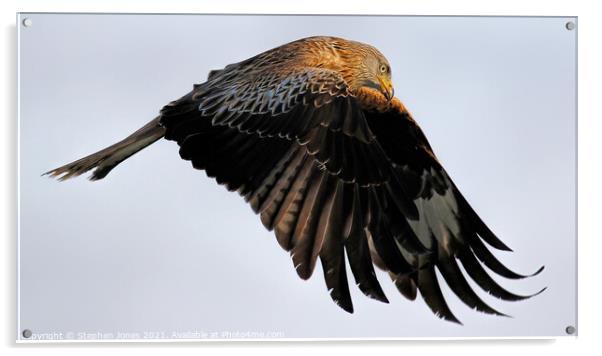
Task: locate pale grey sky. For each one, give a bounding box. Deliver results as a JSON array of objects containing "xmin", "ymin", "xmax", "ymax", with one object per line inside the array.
[{"xmin": 18, "ymin": 14, "xmax": 576, "ymax": 339}]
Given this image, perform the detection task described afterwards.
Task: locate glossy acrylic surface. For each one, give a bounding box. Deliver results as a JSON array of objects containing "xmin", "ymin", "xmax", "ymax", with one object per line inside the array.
[{"xmin": 17, "ymin": 13, "xmax": 577, "ymax": 340}]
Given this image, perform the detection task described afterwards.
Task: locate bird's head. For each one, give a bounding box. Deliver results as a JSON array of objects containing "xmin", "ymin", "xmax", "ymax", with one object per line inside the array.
[
  {"xmin": 338, "ymin": 41, "xmax": 395, "ymax": 102},
  {"xmin": 360, "ymin": 52, "xmax": 394, "ymax": 101}
]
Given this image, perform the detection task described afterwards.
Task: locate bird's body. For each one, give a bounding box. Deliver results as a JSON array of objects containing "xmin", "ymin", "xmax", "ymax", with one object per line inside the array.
[{"xmin": 46, "ymin": 36, "xmax": 543, "ymax": 323}]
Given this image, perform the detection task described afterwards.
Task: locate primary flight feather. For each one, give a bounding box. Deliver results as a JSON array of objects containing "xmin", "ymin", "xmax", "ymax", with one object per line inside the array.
[{"xmin": 45, "ymin": 36, "xmax": 544, "ymax": 323}]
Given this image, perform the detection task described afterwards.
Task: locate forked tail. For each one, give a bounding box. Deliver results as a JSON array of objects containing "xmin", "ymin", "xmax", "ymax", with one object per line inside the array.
[{"xmin": 44, "ymin": 117, "xmax": 166, "ymax": 181}]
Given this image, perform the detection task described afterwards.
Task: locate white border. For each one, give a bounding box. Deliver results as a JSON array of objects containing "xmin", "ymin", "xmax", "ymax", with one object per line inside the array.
[{"xmin": 15, "ymin": 11, "xmax": 21, "ymax": 345}]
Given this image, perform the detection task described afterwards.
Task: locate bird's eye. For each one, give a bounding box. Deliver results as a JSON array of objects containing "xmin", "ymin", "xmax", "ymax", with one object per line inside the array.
[{"xmin": 379, "ymin": 64, "xmax": 388, "ymax": 73}]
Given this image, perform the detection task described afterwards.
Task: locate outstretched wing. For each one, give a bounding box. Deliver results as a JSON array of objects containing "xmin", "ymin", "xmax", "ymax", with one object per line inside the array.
[
  {"xmin": 160, "ymin": 62, "xmax": 542, "ymax": 322},
  {"xmin": 364, "ymin": 99, "xmax": 545, "ymax": 322}
]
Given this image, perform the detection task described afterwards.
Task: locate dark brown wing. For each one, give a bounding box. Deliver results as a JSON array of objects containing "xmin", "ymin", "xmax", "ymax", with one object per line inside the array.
[
  {"xmin": 364, "ymin": 99, "xmax": 545, "ymax": 322},
  {"xmin": 159, "ymin": 61, "xmax": 542, "ymax": 321}
]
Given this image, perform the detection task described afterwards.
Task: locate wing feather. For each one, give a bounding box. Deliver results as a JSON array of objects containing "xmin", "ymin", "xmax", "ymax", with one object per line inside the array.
[
  {"xmin": 290, "ymin": 170, "xmax": 331, "ymax": 279},
  {"xmin": 318, "ymin": 181, "xmax": 354, "ymax": 312},
  {"xmin": 417, "ymin": 265, "xmax": 460, "ymax": 323},
  {"xmin": 345, "ymin": 185, "xmax": 389, "ymax": 303}
]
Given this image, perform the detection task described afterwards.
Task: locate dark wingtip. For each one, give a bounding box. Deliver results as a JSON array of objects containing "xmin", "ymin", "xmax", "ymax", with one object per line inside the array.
[
  {"xmin": 473, "ymin": 300, "xmax": 509, "ymax": 317},
  {"xmin": 508, "ymin": 264, "xmax": 545, "ymax": 280},
  {"xmin": 295, "ymin": 264, "xmax": 313, "ymax": 281},
  {"xmin": 357, "ymin": 280, "xmax": 390, "ymax": 304},
  {"xmin": 499, "ymin": 244, "xmax": 513, "ymax": 252},
  {"xmin": 489, "ymin": 309, "xmax": 511, "ymax": 318},
  {"xmin": 531, "ymin": 286, "xmax": 547, "ymax": 297},
  {"xmin": 530, "ymin": 265, "xmax": 545, "ymax": 277},
  {"xmin": 470, "ymin": 303, "xmax": 510, "ymax": 318},
  {"xmin": 440, "ymin": 313, "xmax": 463, "ymax": 325},
  {"xmin": 334, "ymin": 298, "xmax": 354, "ymax": 313},
  {"xmin": 488, "ymin": 237, "xmax": 513, "ymax": 252},
  {"xmin": 487, "ymin": 285, "xmax": 547, "ymax": 302},
  {"xmin": 509, "ymin": 264, "xmax": 545, "ymax": 280},
  {"xmin": 369, "ymin": 290, "xmax": 389, "ymax": 304},
  {"xmin": 391, "ymin": 274, "xmax": 418, "ymax": 301},
  {"xmin": 471, "ymin": 239, "xmax": 545, "ymax": 280}
]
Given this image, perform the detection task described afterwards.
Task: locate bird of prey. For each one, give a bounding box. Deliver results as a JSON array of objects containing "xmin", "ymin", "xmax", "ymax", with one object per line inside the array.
[{"xmin": 45, "ymin": 36, "xmax": 543, "ymax": 323}]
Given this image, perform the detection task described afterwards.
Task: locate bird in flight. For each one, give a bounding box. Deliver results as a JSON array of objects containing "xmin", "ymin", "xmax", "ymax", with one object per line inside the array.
[{"xmin": 45, "ymin": 36, "xmax": 543, "ymax": 323}]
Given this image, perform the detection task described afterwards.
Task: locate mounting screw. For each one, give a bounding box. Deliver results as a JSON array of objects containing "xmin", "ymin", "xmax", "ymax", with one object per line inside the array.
[
  {"xmin": 22, "ymin": 329, "xmax": 32, "ymax": 338},
  {"xmin": 565, "ymin": 325, "xmax": 576, "ymax": 335},
  {"xmin": 565, "ymin": 21, "xmax": 575, "ymax": 31},
  {"xmin": 22, "ymin": 18, "xmax": 32, "ymax": 27}
]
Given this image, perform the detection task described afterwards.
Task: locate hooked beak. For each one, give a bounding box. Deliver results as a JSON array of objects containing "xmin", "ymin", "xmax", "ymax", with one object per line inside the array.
[{"xmin": 379, "ymin": 77, "xmax": 394, "ymax": 101}]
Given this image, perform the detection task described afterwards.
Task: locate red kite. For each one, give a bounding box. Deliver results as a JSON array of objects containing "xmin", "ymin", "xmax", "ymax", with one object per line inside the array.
[{"xmin": 46, "ymin": 36, "xmax": 544, "ymax": 323}]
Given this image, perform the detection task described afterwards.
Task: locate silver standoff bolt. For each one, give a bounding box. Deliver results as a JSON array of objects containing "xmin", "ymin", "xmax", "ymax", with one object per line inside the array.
[{"xmin": 565, "ymin": 21, "xmax": 575, "ymax": 31}]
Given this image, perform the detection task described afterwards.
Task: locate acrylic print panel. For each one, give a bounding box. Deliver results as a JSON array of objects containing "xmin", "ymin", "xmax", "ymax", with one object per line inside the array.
[{"xmin": 17, "ymin": 13, "xmax": 577, "ymax": 340}]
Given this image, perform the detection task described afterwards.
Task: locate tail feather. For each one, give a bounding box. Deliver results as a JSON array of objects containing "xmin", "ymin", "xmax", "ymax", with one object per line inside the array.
[{"xmin": 44, "ymin": 117, "xmax": 165, "ymax": 181}]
